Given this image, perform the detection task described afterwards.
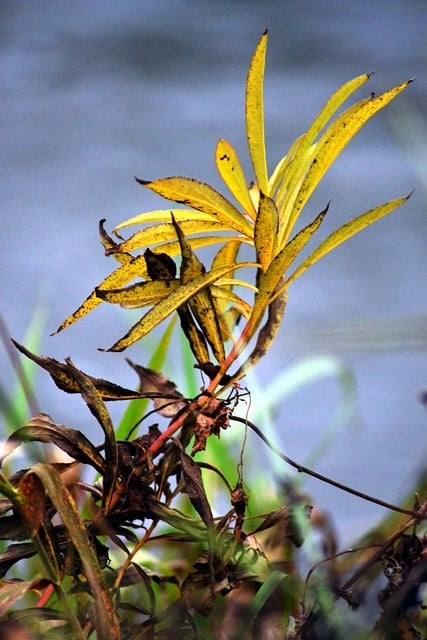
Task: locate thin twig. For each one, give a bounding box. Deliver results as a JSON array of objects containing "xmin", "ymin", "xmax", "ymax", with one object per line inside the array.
[{"xmin": 231, "ymin": 415, "xmax": 426, "ymax": 520}]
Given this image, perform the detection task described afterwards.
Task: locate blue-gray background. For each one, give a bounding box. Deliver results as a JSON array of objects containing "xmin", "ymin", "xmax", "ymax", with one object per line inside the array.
[{"xmin": 2, "ymin": 1, "xmax": 427, "ymax": 544}]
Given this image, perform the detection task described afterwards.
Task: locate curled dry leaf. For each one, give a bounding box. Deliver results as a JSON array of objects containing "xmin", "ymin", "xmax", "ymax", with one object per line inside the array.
[
  {"xmin": 126, "ymin": 359, "xmax": 187, "ymax": 418},
  {"xmin": 191, "ymin": 396, "xmax": 230, "ymax": 455}
]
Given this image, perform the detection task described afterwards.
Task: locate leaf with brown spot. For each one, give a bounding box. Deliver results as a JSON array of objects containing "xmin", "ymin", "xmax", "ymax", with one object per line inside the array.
[{"xmin": 18, "ymin": 472, "xmax": 45, "ymax": 537}]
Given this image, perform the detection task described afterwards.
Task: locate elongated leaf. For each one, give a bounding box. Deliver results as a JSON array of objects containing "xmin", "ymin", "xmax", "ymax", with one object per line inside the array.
[
  {"xmin": 2, "ymin": 414, "xmax": 106, "ymax": 473},
  {"xmin": 31, "ymin": 463, "xmax": 120, "ymax": 639},
  {"xmin": 136, "ymin": 176, "xmax": 253, "ymax": 236},
  {"xmin": 53, "ymin": 254, "xmax": 148, "ymax": 334},
  {"xmin": 287, "ymin": 194, "xmax": 411, "ymax": 284},
  {"xmin": 114, "ymin": 219, "xmax": 233, "ymax": 254},
  {"xmin": 114, "ymin": 209, "xmax": 215, "ymax": 233},
  {"xmin": 246, "ymin": 29, "xmax": 269, "ymax": 193},
  {"xmin": 179, "ymin": 450, "xmax": 214, "ymax": 529},
  {"xmin": 254, "ymin": 192, "xmax": 279, "ymax": 271},
  {"xmin": 63, "ymin": 360, "xmax": 118, "ymax": 514},
  {"xmin": 246, "ymin": 570, "xmax": 287, "ymax": 621},
  {"xmin": 97, "ymin": 279, "xmax": 180, "ymax": 308},
  {"xmin": 278, "ymin": 74, "xmax": 370, "ymax": 209},
  {"xmin": 292, "ymin": 79, "xmax": 413, "ymax": 225},
  {"xmin": 215, "ymin": 139, "xmax": 257, "ymax": 219},
  {"xmin": 103, "ymin": 261, "xmax": 256, "ymax": 352},
  {"xmin": 171, "ymin": 217, "xmax": 226, "ymax": 363},
  {"xmin": 250, "ymin": 206, "xmax": 327, "ymax": 333},
  {"xmin": 178, "ymin": 306, "xmax": 211, "ymax": 364},
  {"xmin": 12, "ymin": 340, "xmax": 141, "ymax": 400},
  {"xmin": 117, "ymin": 316, "xmax": 177, "ymax": 440},
  {"xmin": 18, "ymin": 472, "xmax": 45, "ymax": 536}
]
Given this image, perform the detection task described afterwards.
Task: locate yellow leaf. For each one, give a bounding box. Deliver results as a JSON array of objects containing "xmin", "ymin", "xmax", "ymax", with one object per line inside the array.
[
  {"xmin": 249, "ymin": 206, "xmax": 327, "ymax": 336},
  {"xmin": 53, "ymin": 255, "xmax": 148, "ymax": 334},
  {"xmin": 287, "ymin": 193, "xmax": 412, "ymax": 285},
  {"xmin": 113, "ymin": 209, "xmax": 215, "ymax": 233},
  {"xmin": 172, "ymin": 215, "xmax": 225, "ymax": 362},
  {"xmin": 115, "ymin": 219, "xmax": 232, "ymax": 254},
  {"xmin": 246, "ymin": 29, "xmax": 269, "ymax": 194},
  {"xmin": 215, "ymin": 139, "xmax": 257, "ymax": 219},
  {"xmin": 178, "ymin": 306, "xmax": 210, "ymax": 365},
  {"xmin": 291, "ymin": 79, "xmax": 413, "ymax": 228},
  {"xmin": 254, "ymin": 192, "xmax": 279, "ymax": 271},
  {"xmin": 103, "ymin": 262, "xmax": 257, "ymax": 352},
  {"xmin": 96, "ymin": 279, "xmax": 179, "ymax": 308},
  {"xmin": 275, "ymin": 75, "xmax": 370, "ymax": 239},
  {"xmin": 136, "ymin": 176, "xmax": 253, "ymax": 236}
]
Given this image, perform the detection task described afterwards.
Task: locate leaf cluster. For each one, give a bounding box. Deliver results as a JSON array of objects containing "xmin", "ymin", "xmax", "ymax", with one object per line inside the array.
[{"xmin": 54, "ymin": 30, "xmax": 411, "ymax": 390}]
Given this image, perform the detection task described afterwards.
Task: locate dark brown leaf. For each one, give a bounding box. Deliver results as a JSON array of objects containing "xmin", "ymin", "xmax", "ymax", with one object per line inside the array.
[
  {"xmin": 126, "ymin": 360, "xmax": 187, "ymax": 418},
  {"xmin": 1, "ymin": 413, "xmax": 106, "ymax": 474},
  {"xmin": 11, "ymin": 340, "xmax": 141, "ymax": 401},
  {"xmin": 144, "ymin": 248, "xmax": 177, "ymax": 280},
  {"xmin": 179, "ymin": 450, "xmax": 214, "ymax": 530}
]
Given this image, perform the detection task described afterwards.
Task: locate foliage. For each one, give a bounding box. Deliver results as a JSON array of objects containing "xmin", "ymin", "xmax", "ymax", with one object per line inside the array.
[{"xmin": 1, "ymin": 31, "xmax": 426, "ymax": 640}]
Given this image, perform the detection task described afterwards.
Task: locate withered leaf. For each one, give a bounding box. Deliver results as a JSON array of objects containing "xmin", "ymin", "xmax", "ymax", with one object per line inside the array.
[
  {"xmin": 126, "ymin": 360, "xmax": 187, "ymax": 418},
  {"xmin": 18, "ymin": 472, "xmax": 45, "ymax": 537},
  {"xmin": 144, "ymin": 248, "xmax": 177, "ymax": 280},
  {"xmin": 191, "ymin": 397, "xmax": 230, "ymax": 455},
  {"xmin": 12, "ymin": 340, "xmax": 141, "ymax": 401},
  {"xmin": 178, "ymin": 450, "xmax": 214, "ymax": 530},
  {"xmin": 0, "ymin": 542, "xmax": 36, "ymax": 578},
  {"xmin": 1, "ymin": 413, "xmax": 106, "ymax": 474}
]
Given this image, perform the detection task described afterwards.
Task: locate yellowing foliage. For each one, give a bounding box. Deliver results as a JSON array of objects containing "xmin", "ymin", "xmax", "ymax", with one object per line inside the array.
[{"xmin": 55, "ymin": 31, "xmax": 412, "ymax": 387}]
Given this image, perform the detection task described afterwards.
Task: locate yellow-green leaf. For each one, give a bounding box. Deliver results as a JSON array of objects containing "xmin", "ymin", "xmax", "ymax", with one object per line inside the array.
[
  {"xmin": 215, "ymin": 138, "xmax": 257, "ymax": 219},
  {"xmin": 283, "ymin": 75, "xmax": 370, "ymax": 199},
  {"xmin": 104, "ymin": 262, "xmax": 257, "ymax": 352},
  {"xmin": 114, "ymin": 220, "xmax": 232, "ymax": 254},
  {"xmin": 250, "ymin": 206, "xmax": 327, "ymax": 335},
  {"xmin": 292, "ymin": 79, "xmax": 413, "ymax": 225},
  {"xmin": 246, "ymin": 29, "xmax": 269, "ymax": 194},
  {"xmin": 136, "ymin": 176, "xmax": 253, "ymax": 236},
  {"xmin": 254, "ymin": 192, "xmax": 279, "ymax": 271},
  {"xmin": 96, "ymin": 279, "xmax": 180, "ymax": 308},
  {"xmin": 178, "ymin": 305, "xmax": 211, "ymax": 365},
  {"xmin": 52, "ymin": 255, "xmax": 148, "ymax": 334},
  {"xmin": 287, "ymin": 193, "xmax": 412, "ymax": 285},
  {"xmin": 114, "ymin": 209, "xmax": 215, "ymax": 233}
]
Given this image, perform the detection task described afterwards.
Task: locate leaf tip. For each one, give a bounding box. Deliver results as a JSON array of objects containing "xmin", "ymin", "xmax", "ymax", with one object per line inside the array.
[{"xmin": 135, "ymin": 176, "xmax": 150, "ymax": 186}]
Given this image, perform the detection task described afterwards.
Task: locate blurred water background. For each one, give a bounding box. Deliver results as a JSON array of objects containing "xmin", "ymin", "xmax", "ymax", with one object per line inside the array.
[{"xmin": 1, "ymin": 0, "xmax": 427, "ymax": 544}]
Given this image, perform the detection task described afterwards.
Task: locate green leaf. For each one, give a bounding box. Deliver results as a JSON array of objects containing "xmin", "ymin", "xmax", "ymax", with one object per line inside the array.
[
  {"xmin": 246, "ymin": 29, "xmax": 269, "ymax": 193},
  {"xmin": 136, "ymin": 176, "xmax": 253, "ymax": 236},
  {"xmin": 287, "ymin": 193, "xmax": 411, "ymax": 284}
]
